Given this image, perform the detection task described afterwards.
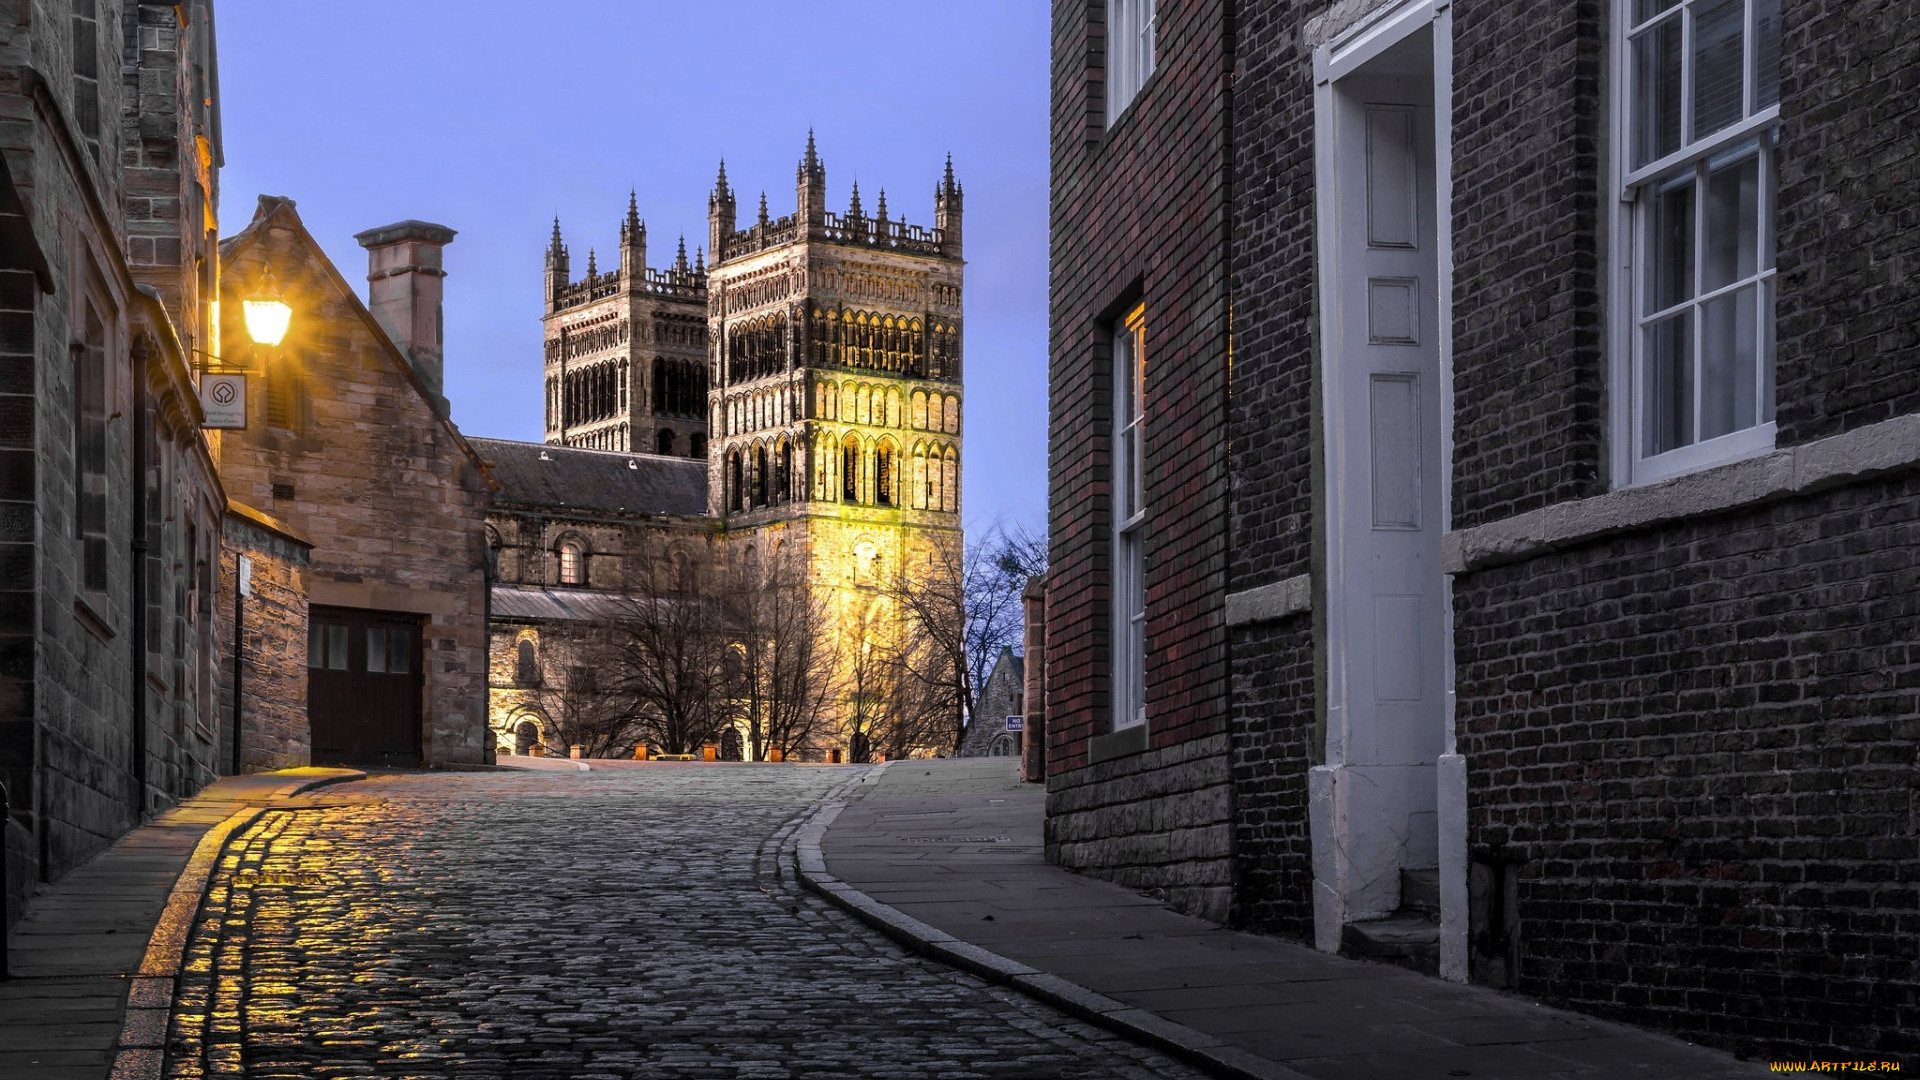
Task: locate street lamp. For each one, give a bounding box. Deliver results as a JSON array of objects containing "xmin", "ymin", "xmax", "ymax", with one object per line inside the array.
[{"xmin": 242, "ymin": 268, "xmax": 292, "ymax": 347}]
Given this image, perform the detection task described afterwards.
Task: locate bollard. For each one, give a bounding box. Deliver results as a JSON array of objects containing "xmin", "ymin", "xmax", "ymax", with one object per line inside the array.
[
  {"xmin": 634, "ymin": 743, "xmax": 649, "ymax": 761},
  {"xmin": 569, "ymin": 744, "xmax": 584, "ymax": 760},
  {"xmin": 702, "ymin": 744, "xmax": 718, "ymax": 762},
  {"xmin": 530, "ymin": 744, "xmax": 545, "ymax": 758},
  {"xmin": 767, "ymin": 746, "xmax": 783, "ymax": 763}
]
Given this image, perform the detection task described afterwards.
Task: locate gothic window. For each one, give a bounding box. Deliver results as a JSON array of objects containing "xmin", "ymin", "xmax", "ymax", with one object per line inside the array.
[
  {"xmin": 754, "ymin": 443, "xmax": 769, "ymax": 507},
  {"xmin": 558, "ymin": 540, "xmax": 586, "ymax": 586},
  {"xmin": 943, "ymin": 447, "xmax": 959, "ymax": 513},
  {"xmin": 658, "ymin": 429, "xmax": 675, "ymax": 455},
  {"xmin": 876, "ymin": 441, "xmax": 896, "ymax": 506},
  {"xmin": 515, "ymin": 639, "xmax": 540, "ymax": 686},
  {"xmin": 886, "ymin": 388, "xmax": 900, "ymax": 428},
  {"xmin": 778, "ymin": 440, "xmax": 793, "ymax": 502},
  {"xmin": 842, "ymin": 435, "xmax": 861, "ymax": 503},
  {"xmin": 912, "ymin": 444, "xmax": 928, "ymax": 509},
  {"xmin": 945, "ymin": 396, "xmax": 959, "ymax": 433},
  {"xmin": 912, "ymin": 391, "xmax": 927, "ymax": 429},
  {"xmin": 927, "ymin": 444, "xmax": 942, "ymax": 511},
  {"xmin": 727, "ymin": 450, "xmax": 742, "ymax": 511}
]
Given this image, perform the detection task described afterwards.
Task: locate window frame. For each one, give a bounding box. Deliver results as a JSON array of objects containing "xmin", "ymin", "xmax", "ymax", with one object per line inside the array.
[
  {"xmin": 557, "ymin": 540, "xmax": 586, "ymax": 586},
  {"xmin": 1111, "ymin": 303, "xmax": 1147, "ymax": 732},
  {"xmin": 1104, "ymin": 0, "xmax": 1157, "ymax": 128},
  {"xmin": 1610, "ymin": 0, "xmax": 1782, "ymax": 487}
]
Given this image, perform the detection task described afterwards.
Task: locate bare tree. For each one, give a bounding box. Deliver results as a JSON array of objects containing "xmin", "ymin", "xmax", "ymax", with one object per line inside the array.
[
  {"xmin": 884, "ymin": 520, "xmax": 1048, "ymax": 753},
  {"xmin": 723, "ymin": 541, "xmax": 843, "ymax": 761},
  {"xmin": 517, "ymin": 620, "xmax": 639, "ymax": 757},
  {"xmin": 599, "ymin": 535, "xmax": 731, "ymax": 756},
  {"xmin": 839, "ymin": 598, "xmax": 950, "ymax": 762}
]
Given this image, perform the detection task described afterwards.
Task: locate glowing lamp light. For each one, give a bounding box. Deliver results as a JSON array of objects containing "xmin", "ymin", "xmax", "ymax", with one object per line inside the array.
[{"xmin": 242, "ymin": 269, "xmax": 292, "ymax": 347}]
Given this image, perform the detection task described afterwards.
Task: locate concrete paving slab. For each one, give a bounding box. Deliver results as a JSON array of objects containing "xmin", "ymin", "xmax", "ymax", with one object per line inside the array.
[{"xmin": 810, "ymin": 757, "xmax": 1768, "ymax": 1080}]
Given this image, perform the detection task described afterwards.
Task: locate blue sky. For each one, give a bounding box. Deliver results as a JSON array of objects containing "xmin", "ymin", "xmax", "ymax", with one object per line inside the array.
[{"xmin": 218, "ymin": 1, "xmax": 1050, "ymax": 535}]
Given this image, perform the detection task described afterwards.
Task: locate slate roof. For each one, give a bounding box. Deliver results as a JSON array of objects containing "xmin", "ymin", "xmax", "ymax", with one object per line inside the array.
[
  {"xmin": 491, "ymin": 585, "xmax": 647, "ymax": 623},
  {"xmin": 469, "ymin": 438, "xmax": 708, "ymax": 516}
]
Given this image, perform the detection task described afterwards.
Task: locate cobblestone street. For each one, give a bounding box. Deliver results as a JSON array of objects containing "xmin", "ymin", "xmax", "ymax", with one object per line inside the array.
[{"xmin": 157, "ymin": 765, "xmax": 1202, "ymax": 1079}]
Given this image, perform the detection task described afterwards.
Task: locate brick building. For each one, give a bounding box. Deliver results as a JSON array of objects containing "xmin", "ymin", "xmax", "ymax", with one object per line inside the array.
[
  {"xmin": 1047, "ymin": 0, "xmax": 1917, "ymax": 1063},
  {"xmin": 216, "ymin": 198, "xmax": 495, "ymax": 769},
  {"xmin": 1, "ymin": 0, "xmax": 230, "ymax": 928}
]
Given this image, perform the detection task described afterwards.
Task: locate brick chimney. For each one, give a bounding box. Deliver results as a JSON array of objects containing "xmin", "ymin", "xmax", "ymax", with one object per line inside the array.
[{"xmin": 354, "ymin": 220, "xmax": 456, "ymax": 417}]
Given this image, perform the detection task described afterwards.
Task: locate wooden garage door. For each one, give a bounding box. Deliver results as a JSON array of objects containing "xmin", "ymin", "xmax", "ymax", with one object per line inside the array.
[{"xmin": 308, "ymin": 606, "xmax": 423, "ymax": 767}]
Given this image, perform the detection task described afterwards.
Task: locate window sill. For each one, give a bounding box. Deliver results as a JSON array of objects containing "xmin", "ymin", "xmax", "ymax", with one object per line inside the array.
[
  {"xmin": 73, "ymin": 596, "xmax": 115, "ymax": 643},
  {"xmin": 1088, "ymin": 721, "xmax": 1148, "ymax": 764},
  {"xmin": 1444, "ymin": 410, "xmax": 1920, "ymax": 575}
]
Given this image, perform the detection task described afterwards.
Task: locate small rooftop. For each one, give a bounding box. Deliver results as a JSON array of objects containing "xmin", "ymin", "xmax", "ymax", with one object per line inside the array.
[{"xmin": 470, "ymin": 437, "xmax": 707, "ymax": 517}]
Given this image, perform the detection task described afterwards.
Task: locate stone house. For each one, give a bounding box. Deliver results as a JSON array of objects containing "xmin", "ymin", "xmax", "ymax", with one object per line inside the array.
[
  {"xmin": 1, "ymin": 0, "xmax": 229, "ymax": 927},
  {"xmin": 215, "ymin": 198, "xmax": 495, "ymax": 769},
  {"xmin": 960, "ymin": 647, "xmax": 1024, "ymax": 758},
  {"xmin": 1046, "ymin": 0, "xmax": 1916, "ymax": 1063}
]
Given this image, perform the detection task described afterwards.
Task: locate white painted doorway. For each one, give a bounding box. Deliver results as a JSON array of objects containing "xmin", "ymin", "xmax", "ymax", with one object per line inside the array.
[{"xmin": 1311, "ymin": 3, "xmax": 1460, "ymax": 976}]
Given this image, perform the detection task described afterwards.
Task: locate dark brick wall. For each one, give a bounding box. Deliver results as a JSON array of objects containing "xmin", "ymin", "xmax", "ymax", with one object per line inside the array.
[
  {"xmin": 1221, "ymin": 0, "xmax": 1325, "ymax": 943},
  {"xmin": 1227, "ymin": 0, "xmax": 1316, "ymax": 591},
  {"xmin": 1454, "ymin": 474, "xmax": 1920, "ymax": 1063},
  {"xmin": 1046, "ymin": 0, "xmax": 1233, "ymax": 769},
  {"xmin": 1772, "ymin": 1, "xmax": 1920, "ymax": 446},
  {"xmin": 1227, "ymin": 616, "xmax": 1314, "ymax": 939},
  {"xmin": 1449, "ymin": 0, "xmax": 1606, "ymax": 529}
]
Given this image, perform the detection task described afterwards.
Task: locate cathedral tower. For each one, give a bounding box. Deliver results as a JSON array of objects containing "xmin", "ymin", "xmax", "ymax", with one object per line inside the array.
[
  {"xmin": 705, "ymin": 136, "xmax": 966, "ymax": 752},
  {"xmin": 541, "ymin": 199, "xmax": 711, "ymax": 458}
]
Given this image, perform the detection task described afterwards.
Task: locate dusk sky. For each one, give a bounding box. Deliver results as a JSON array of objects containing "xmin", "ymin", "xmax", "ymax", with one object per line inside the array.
[{"xmin": 218, "ymin": 1, "xmax": 1051, "ymax": 535}]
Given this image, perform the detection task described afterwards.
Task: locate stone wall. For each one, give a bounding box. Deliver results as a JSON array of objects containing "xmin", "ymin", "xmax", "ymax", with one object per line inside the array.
[
  {"xmin": 1045, "ymin": 732, "xmax": 1234, "ymax": 922},
  {"xmin": 218, "ymin": 505, "xmax": 311, "ymax": 773}
]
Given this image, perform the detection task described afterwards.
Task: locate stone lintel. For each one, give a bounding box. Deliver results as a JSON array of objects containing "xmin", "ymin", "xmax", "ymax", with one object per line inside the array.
[{"xmin": 1223, "ymin": 573, "xmax": 1312, "ymax": 626}]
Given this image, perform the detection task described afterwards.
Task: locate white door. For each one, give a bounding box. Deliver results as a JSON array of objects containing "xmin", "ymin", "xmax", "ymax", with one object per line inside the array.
[{"xmin": 1322, "ymin": 61, "xmax": 1445, "ymax": 926}]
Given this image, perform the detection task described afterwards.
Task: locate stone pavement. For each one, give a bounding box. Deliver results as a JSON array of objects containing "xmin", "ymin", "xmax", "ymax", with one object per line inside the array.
[
  {"xmin": 79, "ymin": 762, "xmax": 1209, "ymax": 1079},
  {"xmin": 0, "ymin": 767, "xmax": 363, "ymax": 1080},
  {"xmin": 807, "ymin": 758, "xmax": 1771, "ymax": 1080}
]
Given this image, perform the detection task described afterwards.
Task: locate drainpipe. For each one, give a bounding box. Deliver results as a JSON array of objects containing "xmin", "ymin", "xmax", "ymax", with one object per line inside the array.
[
  {"xmin": 2, "ymin": 778, "xmax": 10, "ymax": 978},
  {"xmin": 129, "ymin": 337, "xmax": 149, "ymax": 817},
  {"xmin": 230, "ymin": 555, "xmax": 247, "ymax": 774}
]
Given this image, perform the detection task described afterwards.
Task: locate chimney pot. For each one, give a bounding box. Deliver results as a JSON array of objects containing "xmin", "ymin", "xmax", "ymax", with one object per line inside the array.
[{"xmin": 354, "ymin": 220, "xmax": 457, "ymax": 417}]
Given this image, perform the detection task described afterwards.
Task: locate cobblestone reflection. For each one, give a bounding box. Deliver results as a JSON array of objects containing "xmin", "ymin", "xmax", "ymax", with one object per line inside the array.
[{"xmin": 163, "ymin": 767, "xmax": 1201, "ymax": 1079}]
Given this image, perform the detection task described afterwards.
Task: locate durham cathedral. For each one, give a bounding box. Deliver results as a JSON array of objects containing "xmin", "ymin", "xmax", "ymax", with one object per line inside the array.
[{"xmin": 478, "ymin": 136, "xmax": 967, "ymax": 761}]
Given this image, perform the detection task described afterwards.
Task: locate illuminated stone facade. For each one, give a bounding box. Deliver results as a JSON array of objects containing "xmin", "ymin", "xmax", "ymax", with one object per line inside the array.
[
  {"xmin": 543, "ymin": 198, "xmax": 711, "ymax": 458},
  {"xmin": 705, "ymin": 138, "xmax": 966, "ymax": 754},
  {"xmin": 504, "ymin": 137, "xmax": 967, "ymax": 759}
]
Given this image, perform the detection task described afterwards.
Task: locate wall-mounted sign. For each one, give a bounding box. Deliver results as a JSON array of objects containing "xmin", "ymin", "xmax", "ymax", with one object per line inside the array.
[
  {"xmin": 1005, "ymin": 715, "xmax": 1024, "ymax": 732},
  {"xmin": 200, "ymin": 373, "xmax": 247, "ymax": 428}
]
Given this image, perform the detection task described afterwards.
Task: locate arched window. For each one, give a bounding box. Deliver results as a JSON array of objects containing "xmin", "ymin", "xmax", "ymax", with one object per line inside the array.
[
  {"xmin": 727, "ymin": 450, "xmax": 742, "ymax": 510},
  {"xmin": 912, "ymin": 391, "xmax": 927, "ymax": 430},
  {"xmin": 558, "ymin": 540, "xmax": 585, "ymax": 586},
  {"xmin": 776, "ymin": 439, "xmax": 792, "ymax": 503},
  {"xmin": 690, "ymin": 433, "xmax": 707, "ymax": 459},
  {"xmin": 928, "ymin": 444, "xmax": 943, "ymax": 510},
  {"xmin": 515, "ymin": 639, "xmax": 540, "ymax": 686},
  {"xmin": 754, "ymin": 443, "xmax": 769, "ymax": 507},
  {"xmin": 657, "ymin": 429, "xmax": 675, "ymax": 455},
  {"xmin": 946, "ymin": 396, "xmax": 960, "ymax": 433},
  {"xmin": 942, "ymin": 449, "xmax": 958, "ymax": 512},
  {"xmin": 842, "ymin": 436, "xmax": 861, "ymax": 503},
  {"xmin": 913, "ymin": 444, "xmax": 929, "ymax": 509},
  {"xmin": 514, "ymin": 718, "xmax": 539, "ymax": 755},
  {"xmin": 876, "ymin": 442, "xmax": 896, "ymax": 507}
]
